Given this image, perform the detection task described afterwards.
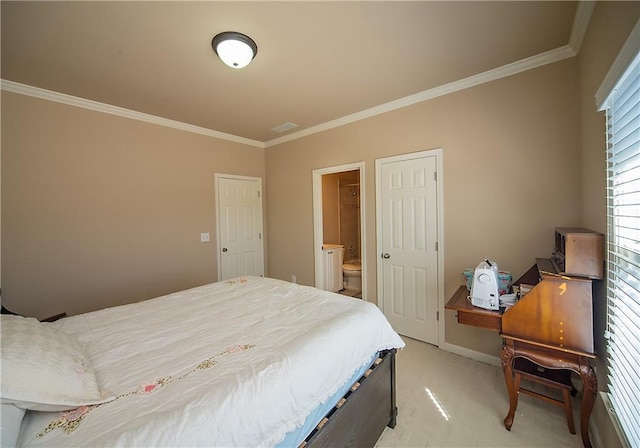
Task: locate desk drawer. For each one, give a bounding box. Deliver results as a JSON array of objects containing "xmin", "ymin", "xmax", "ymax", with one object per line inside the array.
[
  {"xmin": 446, "ymin": 285, "xmax": 502, "ymax": 332},
  {"xmin": 456, "ymin": 309, "xmax": 501, "ymax": 332}
]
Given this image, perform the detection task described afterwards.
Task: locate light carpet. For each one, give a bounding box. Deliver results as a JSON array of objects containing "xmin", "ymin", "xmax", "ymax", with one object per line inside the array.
[{"xmin": 376, "ymin": 337, "xmax": 585, "ymax": 447}]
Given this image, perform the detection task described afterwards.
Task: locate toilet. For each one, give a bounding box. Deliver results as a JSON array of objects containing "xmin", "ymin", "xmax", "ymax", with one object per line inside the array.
[{"xmin": 342, "ymin": 259, "xmax": 362, "ymax": 291}]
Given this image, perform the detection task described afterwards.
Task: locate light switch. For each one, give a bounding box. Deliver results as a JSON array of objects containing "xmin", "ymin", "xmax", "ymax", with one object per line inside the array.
[{"xmin": 200, "ymin": 232, "xmax": 210, "ymax": 242}]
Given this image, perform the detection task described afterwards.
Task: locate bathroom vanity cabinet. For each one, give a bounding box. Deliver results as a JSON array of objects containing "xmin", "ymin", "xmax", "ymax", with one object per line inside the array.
[{"xmin": 322, "ymin": 244, "xmax": 344, "ymax": 292}]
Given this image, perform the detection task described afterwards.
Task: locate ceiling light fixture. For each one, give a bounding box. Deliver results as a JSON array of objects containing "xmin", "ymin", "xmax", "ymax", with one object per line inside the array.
[{"xmin": 211, "ymin": 31, "xmax": 257, "ymax": 69}]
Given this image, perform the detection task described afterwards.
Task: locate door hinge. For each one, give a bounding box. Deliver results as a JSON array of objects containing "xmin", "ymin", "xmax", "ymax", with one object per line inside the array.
[
  {"xmin": 259, "ymin": 233, "xmax": 262, "ymax": 240},
  {"xmin": 434, "ymin": 171, "xmax": 437, "ymax": 181},
  {"xmin": 258, "ymin": 190, "xmax": 261, "ymax": 198},
  {"xmin": 435, "ymin": 242, "xmax": 439, "ymax": 251},
  {"xmin": 436, "ymin": 311, "xmax": 439, "ymax": 321}
]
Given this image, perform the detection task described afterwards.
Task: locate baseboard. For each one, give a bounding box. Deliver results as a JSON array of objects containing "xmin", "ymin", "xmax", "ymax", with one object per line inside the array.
[{"xmin": 440, "ymin": 342, "xmax": 501, "ymax": 367}]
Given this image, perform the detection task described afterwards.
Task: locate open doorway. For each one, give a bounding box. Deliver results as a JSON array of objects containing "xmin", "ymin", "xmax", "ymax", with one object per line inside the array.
[{"xmin": 312, "ymin": 162, "xmax": 366, "ymax": 300}]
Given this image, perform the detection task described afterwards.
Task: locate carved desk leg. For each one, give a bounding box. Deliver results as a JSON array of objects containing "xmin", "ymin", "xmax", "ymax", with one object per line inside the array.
[
  {"xmin": 578, "ymin": 361, "xmax": 597, "ymax": 448},
  {"xmin": 501, "ymin": 343, "xmax": 517, "ymax": 430}
]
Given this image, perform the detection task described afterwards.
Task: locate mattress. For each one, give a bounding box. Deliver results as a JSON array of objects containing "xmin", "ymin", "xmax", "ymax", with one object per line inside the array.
[
  {"xmin": 16, "ymin": 276, "xmax": 404, "ymax": 447},
  {"xmin": 275, "ymin": 352, "xmax": 376, "ymax": 447}
]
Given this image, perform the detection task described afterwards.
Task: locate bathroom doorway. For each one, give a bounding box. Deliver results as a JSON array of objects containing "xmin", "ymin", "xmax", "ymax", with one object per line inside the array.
[{"xmin": 312, "ymin": 162, "xmax": 366, "ymax": 300}]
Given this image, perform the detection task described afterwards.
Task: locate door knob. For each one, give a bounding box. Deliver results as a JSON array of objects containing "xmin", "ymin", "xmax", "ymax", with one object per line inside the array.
[
  {"xmin": 222, "ymin": 248, "xmax": 228, "ymax": 252},
  {"xmin": 382, "ymin": 253, "xmax": 391, "ymax": 259}
]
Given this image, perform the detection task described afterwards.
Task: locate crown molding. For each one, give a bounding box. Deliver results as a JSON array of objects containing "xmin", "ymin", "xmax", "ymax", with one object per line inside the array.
[
  {"xmin": 569, "ymin": 1, "xmax": 596, "ymax": 54},
  {"xmin": 0, "ymin": 80, "xmax": 265, "ymax": 149},
  {"xmin": 264, "ymin": 44, "xmax": 576, "ymax": 147},
  {"xmin": 2, "ymin": 40, "xmax": 575, "ymax": 151},
  {"xmin": 3, "ymin": 22, "xmax": 583, "ymax": 151}
]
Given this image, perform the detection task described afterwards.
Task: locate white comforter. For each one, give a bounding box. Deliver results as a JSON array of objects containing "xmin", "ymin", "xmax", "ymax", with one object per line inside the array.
[{"xmin": 18, "ymin": 276, "xmax": 404, "ymax": 447}]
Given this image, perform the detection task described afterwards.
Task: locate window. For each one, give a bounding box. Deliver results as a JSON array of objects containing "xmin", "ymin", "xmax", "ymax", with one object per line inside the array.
[{"xmin": 602, "ymin": 48, "xmax": 640, "ymax": 448}]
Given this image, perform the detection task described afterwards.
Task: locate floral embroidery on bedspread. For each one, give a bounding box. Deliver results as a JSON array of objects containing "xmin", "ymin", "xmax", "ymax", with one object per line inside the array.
[
  {"xmin": 37, "ymin": 344, "xmax": 255, "ymax": 437},
  {"xmin": 225, "ymin": 277, "xmax": 248, "ymax": 285}
]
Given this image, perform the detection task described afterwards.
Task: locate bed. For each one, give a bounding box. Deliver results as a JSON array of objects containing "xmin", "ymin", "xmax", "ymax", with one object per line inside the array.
[{"xmin": 1, "ymin": 276, "xmax": 405, "ymax": 447}]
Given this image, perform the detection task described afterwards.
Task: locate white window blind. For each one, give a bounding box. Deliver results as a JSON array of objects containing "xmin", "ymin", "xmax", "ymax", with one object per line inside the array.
[{"xmin": 604, "ymin": 49, "xmax": 640, "ymax": 448}]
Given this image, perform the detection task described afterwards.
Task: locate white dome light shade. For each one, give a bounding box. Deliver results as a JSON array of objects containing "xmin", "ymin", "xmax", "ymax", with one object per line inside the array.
[{"xmin": 212, "ymin": 32, "xmax": 257, "ymax": 69}]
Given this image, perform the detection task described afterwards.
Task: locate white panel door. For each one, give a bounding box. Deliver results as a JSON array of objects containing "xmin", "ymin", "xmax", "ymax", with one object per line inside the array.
[
  {"xmin": 379, "ymin": 156, "xmax": 438, "ymax": 344},
  {"xmin": 217, "ymin": 175, "xmax": 264, "ymax": 281}
]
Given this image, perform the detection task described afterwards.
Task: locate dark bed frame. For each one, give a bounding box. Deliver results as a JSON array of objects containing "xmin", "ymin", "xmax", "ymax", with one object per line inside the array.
[{"xmin": 302, "ymin": 349, "xmax": 398, "ymax": 448}]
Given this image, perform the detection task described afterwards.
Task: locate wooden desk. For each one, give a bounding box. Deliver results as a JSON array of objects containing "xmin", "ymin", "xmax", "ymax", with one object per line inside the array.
[{"xmin": 446, "ymin": 279, "xmax": 597, "ymax": 448}]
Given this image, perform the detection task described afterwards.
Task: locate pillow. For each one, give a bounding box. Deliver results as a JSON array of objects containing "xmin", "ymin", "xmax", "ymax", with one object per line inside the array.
[
  {"xmin": 0, "ymin": 403, "xmax": 26, "ymax": 448},
  {"xmin": 0, "ymin": 315, "xmax": 113, "ymax": 411}
]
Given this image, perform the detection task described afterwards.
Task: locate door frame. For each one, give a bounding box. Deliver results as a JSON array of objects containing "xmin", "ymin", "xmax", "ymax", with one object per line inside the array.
[
  {"xmin": 214, "ymin": 173, "xmax": 265, "ymax": 281},
  {"xmin": 312, "ymin": 162, "xmax": 367, "ymax": 299},
  {"xmin": 375, "ymin": 148, "xmax": 444, "ymax": 347}
]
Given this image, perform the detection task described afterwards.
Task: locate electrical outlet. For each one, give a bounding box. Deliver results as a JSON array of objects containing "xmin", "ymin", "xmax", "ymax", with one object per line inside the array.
[
  {"xmin": 200, "ymin": 232, "xmax": 210, "ymax": 242},
  {"xmin": 292, "ymin": 275, "xmax": 297, "ymax": 284}
]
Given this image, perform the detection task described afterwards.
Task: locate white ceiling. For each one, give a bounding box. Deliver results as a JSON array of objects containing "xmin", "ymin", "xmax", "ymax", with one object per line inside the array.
[{"xmin": 1, "ymin": 1, "xmax": 584, "ymax": 147}]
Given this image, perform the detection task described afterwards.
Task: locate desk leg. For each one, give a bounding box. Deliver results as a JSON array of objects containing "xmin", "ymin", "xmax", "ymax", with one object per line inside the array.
[
  {"xmin": 577, "ymin": 363, "xmax": 597, "ymax": 448},
  {"xmin": 501, "ymin": 344, "xmax": 517, "ymax": 430}
]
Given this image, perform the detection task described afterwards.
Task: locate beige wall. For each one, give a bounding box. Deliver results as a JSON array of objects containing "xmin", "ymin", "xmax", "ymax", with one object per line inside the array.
[
  {"xmin": 321, "ymin": 170, "xmax": 361, "ymax": 253},
  {"xmin": 321, "ymin": 173, "xmax": 340, "ymax": 245},
  {"xmin": 266, "ymin": 58, "xmax": 582, "ymax": 356},
  {"xmin": 338, "ymin": 171, "xmax": 361, "ymax": 261},
  {"xmin": 577, "ymin": 3, "xmax": 639, "ymax": 447},
  {"xmin": 1, "ymin": 92, "xmax": 265, "ymax": 319}
]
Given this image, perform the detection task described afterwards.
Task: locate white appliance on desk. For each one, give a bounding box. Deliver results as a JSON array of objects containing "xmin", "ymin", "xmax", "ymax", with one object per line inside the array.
[{"xmin": 470, "ymin": 260, "xmax": 500, "ymax": 310}]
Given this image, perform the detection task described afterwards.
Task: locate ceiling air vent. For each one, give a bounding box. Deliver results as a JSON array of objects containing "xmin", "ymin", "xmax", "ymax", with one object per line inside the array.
[{"xmin": 271, "ymin": 122, "xmax": 298, "ymax": 133}]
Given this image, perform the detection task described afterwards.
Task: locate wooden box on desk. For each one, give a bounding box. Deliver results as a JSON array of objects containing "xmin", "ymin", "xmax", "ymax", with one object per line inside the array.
[{"xmin": 552, "ymin": 227, "xmax": 604, "ymax": 280}]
